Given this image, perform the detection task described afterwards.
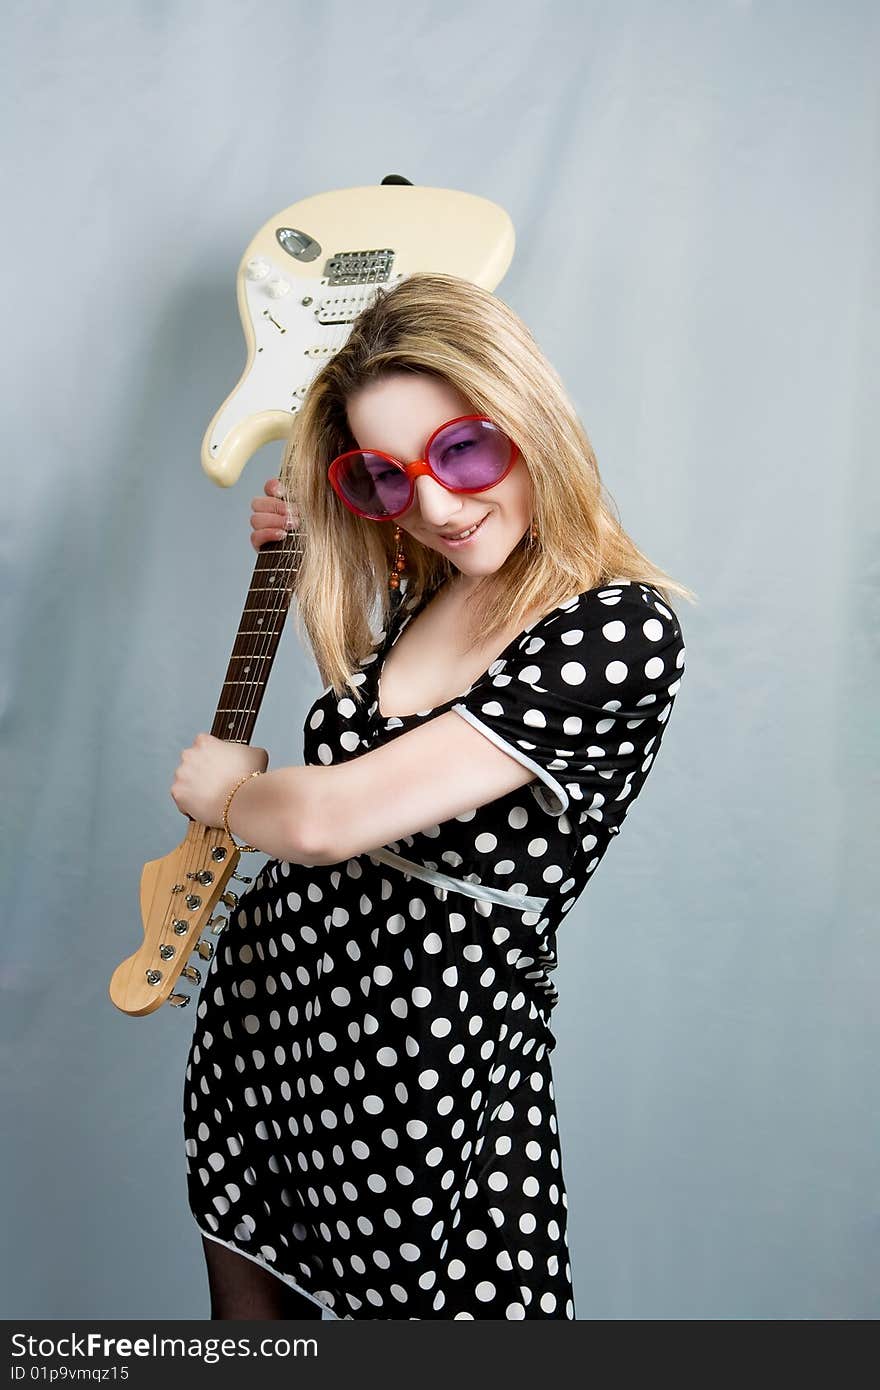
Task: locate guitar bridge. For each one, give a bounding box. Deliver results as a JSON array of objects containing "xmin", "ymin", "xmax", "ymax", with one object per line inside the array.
[{"xmin": 324, "ymin": 248, "xmax": 394, "ymax": 286}]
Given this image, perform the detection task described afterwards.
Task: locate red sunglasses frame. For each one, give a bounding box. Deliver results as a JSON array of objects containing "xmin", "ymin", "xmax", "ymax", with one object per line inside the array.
[{"xmin": 327, "ymin": 414, "xmax": 520, "ymax": 521}]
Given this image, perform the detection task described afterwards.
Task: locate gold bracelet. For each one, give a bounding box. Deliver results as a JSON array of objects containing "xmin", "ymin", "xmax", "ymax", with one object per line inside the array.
[{"xmin": 222, "ymin": 770, "xmax": 264, "ymax": 852}]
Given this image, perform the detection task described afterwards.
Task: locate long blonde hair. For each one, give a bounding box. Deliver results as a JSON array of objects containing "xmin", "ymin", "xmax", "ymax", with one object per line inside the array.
[{"xmin": 279, "ymin": 271, "xmax": 697, "ymax": 701}]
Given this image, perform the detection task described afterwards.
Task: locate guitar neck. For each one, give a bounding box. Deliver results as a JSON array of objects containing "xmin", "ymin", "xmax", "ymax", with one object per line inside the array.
[{"xmin": 210, "ymin": 531, "xmax": 303, "ymax": 746}]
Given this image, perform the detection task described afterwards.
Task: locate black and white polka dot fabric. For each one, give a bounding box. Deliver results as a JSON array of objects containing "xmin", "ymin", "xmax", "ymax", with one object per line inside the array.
[{"xmin": 183, "ymin": 579, "xmax": 686, "ymax": 1319}]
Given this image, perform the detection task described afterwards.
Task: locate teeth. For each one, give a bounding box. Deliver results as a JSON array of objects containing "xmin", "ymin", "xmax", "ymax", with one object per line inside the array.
[{"xmin": 450, "ymin": 519, "xmax": 482, "ymax": 539}]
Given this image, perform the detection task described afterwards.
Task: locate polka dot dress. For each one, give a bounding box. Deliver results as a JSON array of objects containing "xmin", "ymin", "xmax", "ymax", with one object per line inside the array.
[{"xmin": 183, "ymin": 579, "xmax": 686, "ymax": 1319}]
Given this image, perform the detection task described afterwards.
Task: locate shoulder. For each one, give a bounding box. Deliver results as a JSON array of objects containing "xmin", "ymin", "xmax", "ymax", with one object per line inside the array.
[
  {"xmin": 504, "ymin": 579, "xmax": 685, "ymax": 701},
  {"xmin": 529, "ymin": 580, "xmax": 682, "ymax": 644}
]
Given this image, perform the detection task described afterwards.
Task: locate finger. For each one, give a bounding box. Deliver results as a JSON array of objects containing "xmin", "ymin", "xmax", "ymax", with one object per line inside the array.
[
  {"xmin": 251, "ymin": 526, "xmax": 290, "ymax": 551},
  {"xmin": 252, "ymin": 490, "xmax": 299, "ymax": 517},
  {"xmin": 251, "ymin": 496, "xmax": 297, "ymax": 521},
  {"xmin": 250, "ymin": 499, "xmax": 300, "ymax": 549},
  {"xmin": 263, "ymin": 478, "xmax": 292, "ymax": 509}
]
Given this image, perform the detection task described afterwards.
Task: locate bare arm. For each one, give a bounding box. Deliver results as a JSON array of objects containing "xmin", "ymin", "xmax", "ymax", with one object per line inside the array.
[
  {"xmin": 305, "ymin": 710, "xmax": 538, "ymax": 863},
  {"xmin": 228, "ymin": 710, "xmax": 537, "ymax": 865}
]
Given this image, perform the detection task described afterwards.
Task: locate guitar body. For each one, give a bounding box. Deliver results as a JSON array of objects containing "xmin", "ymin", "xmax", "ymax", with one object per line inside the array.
[
  {"xmin": 111, "ymin": 175, "xmax": 515, "ymax": 1017},
  {"xmin": 201, "ymin": 182, "xmax": 515, "ymax": 485}
]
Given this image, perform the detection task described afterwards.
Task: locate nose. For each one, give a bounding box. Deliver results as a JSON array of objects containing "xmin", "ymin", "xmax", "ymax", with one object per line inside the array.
[{"xmin": 409, "ymin": 474, "xmax": 468, "ymax": 527}]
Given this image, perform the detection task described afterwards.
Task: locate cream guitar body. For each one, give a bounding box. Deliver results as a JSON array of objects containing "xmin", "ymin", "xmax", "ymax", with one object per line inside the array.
[
  {"xmin": 110, "ymin": 174, "xmax": 515, "ymax": 1016},
  {"xmin": 201, "ymin": 178, "xmax": 515, "ymax": 485}
]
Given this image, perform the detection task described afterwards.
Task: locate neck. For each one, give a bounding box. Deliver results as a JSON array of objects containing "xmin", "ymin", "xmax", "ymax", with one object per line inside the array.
[{"xmin": 449, "ymin": 570, "xmax": 483, "ymax": 596}]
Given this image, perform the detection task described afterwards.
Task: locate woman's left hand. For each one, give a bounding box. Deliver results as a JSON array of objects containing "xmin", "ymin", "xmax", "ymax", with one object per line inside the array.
[{"xmin": 171, "ymin": 733, "xmax": 269, "ymax": 829}]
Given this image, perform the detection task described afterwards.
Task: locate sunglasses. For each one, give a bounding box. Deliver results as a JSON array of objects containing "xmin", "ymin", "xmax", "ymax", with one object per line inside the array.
[{"xmin": 327, "ymin": 414, "xmax": 519, "ymax": 521}]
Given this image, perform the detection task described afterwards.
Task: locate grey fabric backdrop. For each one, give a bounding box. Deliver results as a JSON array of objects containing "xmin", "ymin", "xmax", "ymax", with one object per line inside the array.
[{"xmin": 2, "ymin": 0, "xmax": 877, "ymax": 1320}]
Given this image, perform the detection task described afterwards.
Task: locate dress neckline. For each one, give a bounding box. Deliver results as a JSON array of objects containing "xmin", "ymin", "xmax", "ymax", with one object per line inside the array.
[
  {"xmin": 373, "ymin": 582, "xmax": 586, "ymax": 725},
  {"xmin": 374, "ymin": 585, "xmax": 440, "ymax": 723}
]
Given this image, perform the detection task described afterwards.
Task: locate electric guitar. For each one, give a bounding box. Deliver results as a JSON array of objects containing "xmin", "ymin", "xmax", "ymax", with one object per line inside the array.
[{"xmin": 109, "ymin": 174, "xmax": 515, "ymax": 1016}]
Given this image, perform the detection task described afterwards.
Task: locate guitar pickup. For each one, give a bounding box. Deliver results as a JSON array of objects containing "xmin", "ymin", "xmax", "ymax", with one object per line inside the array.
[{"xmin": 315, "ymin": 285, "xmax": 387, "ymax": 326}]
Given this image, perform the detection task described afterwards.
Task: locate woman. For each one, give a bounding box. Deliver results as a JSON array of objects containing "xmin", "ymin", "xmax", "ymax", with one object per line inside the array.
[{"xmin": 175, "ymin": 272, "xmax": 694, "ymax": 1321}]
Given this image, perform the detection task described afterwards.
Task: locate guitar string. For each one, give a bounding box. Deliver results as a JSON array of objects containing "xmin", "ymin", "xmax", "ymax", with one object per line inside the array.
[
  {"xmin": 223, "ymin": 309, "xmax": 349, "ymax": 741},
  {"xmin": 219, "ymin": 278, "xmax": 389, "ymax": 774},
  {"xmin": 212, "ymin": 306, "xmax": 357, "ymax": 796},
  {"xmin": 168, "ymin": 499, "xmax": 306, "ymax": 997},
  {"xmin": 189, "ymin": 304, "xmax": 350, "ymax": 963},
  {"xmin": 223, "ymin": 299, "xmax": 359, "ymax": 745},
  {"xmin": 172, "ymin": 282, "xmax": 372, "ymax": 994},
  {"xmin": 225, "ymin": 270, "xmax": 400, "ymax": 754}
]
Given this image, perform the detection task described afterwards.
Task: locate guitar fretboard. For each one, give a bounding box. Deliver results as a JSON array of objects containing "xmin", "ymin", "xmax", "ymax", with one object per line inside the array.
[{"xmin": 210, "ymin": 532, "xmax": 302, "ymax": 745}]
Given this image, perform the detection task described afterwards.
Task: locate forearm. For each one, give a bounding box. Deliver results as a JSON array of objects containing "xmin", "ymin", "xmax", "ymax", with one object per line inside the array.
[{"xmin": 225, "ymin": 764, "xmax": 328, "ymax": 864}]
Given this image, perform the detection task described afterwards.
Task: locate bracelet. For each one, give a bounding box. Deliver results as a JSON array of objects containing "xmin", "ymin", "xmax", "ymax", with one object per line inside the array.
[{"xmin": 222, "ymin": 770, "xmax": 264, "ymax": 853}]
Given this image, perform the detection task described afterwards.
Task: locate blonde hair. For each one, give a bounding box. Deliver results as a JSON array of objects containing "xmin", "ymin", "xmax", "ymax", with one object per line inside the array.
[{"xmin": 279, "ymin": 271, "xmax": 697, "ymax": 701}]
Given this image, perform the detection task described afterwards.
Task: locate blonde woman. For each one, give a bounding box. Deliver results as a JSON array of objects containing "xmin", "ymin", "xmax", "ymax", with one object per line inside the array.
[{"xmin": 175, "ymin": 272, "xmax": 694, "ymax": 1321}]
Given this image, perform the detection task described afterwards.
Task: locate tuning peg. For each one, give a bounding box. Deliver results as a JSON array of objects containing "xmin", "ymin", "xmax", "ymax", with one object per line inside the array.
[
  {"xmin": 220, "ymin": 891, "xmax": 239, "ymax": 909},
  {"xmin": 186, "ymin": 869, "xmax": 216, "ymax": 886},
  {"xmin": 195, "ymin": 940, "xmax": 214, "ymax": 961},
  {"xmin": 207, "ymin": 915, "xmax": 227, "ymax": 935},
  {"xmin": 181, "ymin": 964, "xmax": 201, "ymax": 984},
  {"xmin": 231, "ymin": 871, "xmax": 253, "ymax": 883},
  {"xmin": 168, "ymin": 993, "xmax": 190, "ymax": 1008}
]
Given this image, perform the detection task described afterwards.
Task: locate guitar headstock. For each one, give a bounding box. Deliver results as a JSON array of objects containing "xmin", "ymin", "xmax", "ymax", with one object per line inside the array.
[{"xmin": 109, "ymin": 824, "xmax": 255, "ymax": 1016}]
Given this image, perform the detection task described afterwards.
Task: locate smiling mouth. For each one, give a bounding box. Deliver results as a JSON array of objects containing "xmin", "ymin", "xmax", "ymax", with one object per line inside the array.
[{"xmin": 437, "ymin": 515, "xmax": 489, "ymax": 542}]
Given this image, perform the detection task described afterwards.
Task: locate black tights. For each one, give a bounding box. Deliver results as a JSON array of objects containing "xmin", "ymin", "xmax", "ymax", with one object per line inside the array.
[{"xmin": 202, "ymin": 1235, "xmax": 323, "ymax": 1320}]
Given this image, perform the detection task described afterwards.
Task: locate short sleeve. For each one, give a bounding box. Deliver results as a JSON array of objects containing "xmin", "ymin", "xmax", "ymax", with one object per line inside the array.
[{"xmin": 450, "ymin": 582, "xmax": 686, "ymax": 821}]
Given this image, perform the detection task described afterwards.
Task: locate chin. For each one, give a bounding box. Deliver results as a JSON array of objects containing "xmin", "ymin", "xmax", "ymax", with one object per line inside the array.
[{"xmin": 457, "ymin": 555, "xmax": 503, "ymax": 577}]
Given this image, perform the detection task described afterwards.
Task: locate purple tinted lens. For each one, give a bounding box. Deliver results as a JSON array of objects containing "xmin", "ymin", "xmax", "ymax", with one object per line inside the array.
[
  {"xmin": 335, "ymin": 421, "xmax": 514, "ymax": 518},
  {"xmin": 428, "ymin": 420, "xmax": 512, "ymax": 489},
  {"xmin": 336, "ymin": 454, "xmax": 410, "ymax": 518}
]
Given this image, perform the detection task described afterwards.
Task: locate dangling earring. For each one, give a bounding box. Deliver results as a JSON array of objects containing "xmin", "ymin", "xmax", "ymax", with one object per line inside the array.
[
  {"xmin": 389, "ymin": 524, "xmax": 407, "ymax": 593},
  {"xmin": 528, "ymin": 517, "xmax": 538, "ymax": 547}
]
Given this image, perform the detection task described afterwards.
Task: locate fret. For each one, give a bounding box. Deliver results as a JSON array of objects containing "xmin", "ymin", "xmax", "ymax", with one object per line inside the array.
[{"xmin": 206, "ymin": 536, "xmax": 301, "ymax": 749}]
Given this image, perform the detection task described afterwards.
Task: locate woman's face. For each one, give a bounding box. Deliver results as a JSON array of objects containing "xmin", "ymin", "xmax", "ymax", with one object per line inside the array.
[{"xmin": 344, "ymin": 372, "xmax": 533, "ymax": 589}]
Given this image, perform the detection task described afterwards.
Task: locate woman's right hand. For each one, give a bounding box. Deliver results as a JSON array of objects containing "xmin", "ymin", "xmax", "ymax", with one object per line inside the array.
[{"xmin": 250, "ymin": 478, "xmax": 301, "ymax": 551}]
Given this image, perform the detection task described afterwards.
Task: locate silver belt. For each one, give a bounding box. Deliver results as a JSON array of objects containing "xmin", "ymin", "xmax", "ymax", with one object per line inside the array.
[{"xmin": 366, "ymin": 846, "xmax": 548, "ymax": 914}]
